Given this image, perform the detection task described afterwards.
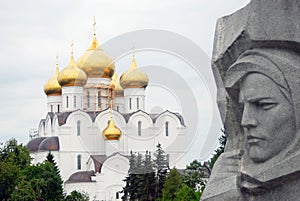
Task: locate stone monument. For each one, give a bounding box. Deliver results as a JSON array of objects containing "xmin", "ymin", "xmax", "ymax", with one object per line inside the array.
[{"xmin": 201, "ymin": 0, "xmax": 300, "ymax": 200}]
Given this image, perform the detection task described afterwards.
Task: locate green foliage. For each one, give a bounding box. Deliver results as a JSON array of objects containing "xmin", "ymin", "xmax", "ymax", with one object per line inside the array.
[
  {"xmin": 16, "ymin": 160, "xmax": 64, "ymax": 201},
  {"xmin": 175, "ymin": 183, "xmax": 200, "ymax": 201},
  {"xmin": 10, "ymin": 179, "xmax": 37, "ymax": 201},
  {"xmin": 65, "ymin": 190, "xmax": 90, "ymax": 201},
  {"xmin": 183, "ymin": 160, "xmax": 206, "ymax": 192},
  {"xmin": 153, "ymin": 143, "xmax": 169, "ymax": 199},
  {"xmin": 0, "ymin": 138, "xmax": 31, "ymax": 200},
  {"xmin": 208, "ymin": 129, "xmax": 226, "ymax": 169},
  {"xmin": 122, "ymin": 144, "xmax": 169, "ymax": 201},
  {"xmin": 161, "ymin": 167, "xmax": 182, "ymax": 201}
]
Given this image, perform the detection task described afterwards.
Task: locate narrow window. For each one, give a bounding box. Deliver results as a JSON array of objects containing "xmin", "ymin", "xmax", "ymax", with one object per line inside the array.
[
  {"xmin": 74, "ymin": 96, "xmax": 76, "ymax": 108},
  {"xmin": 117, "ymin": 106, "xmax": 119, "ymax": 112},
  {"xmin": 165, "ymin": 121, "xmax": 169, "ymax": 136},
  {"xmin": 98, "ymin": 91, "xmax": 101, "ymax": 107},
  {"xmin": 57, "ymin": 105, "xmax": 60, "ymax": 113},
  {"xmin": 116, "ymin": 192, "xmax": 119, "ymax": 199},
  {"xmin": 129, "ymin": 98, "xmax": 132, "ymax": 110},
  {"xmin": 138, "ymin": 121, "xmax": 141, "ymax": 136},
  {"xmin": 87, "ymin": 91, "xmax": 90, "ymax": 108},
  {"xmin": 137, "ymin": 98, "xmax": 139, "ymax": 109},
  {"xmin": 77, "ymin": 121, "xmax": 81, "ymax": 136},
  {"xmin": 50, "ymin": 105, "xmax": 53, "ymax": 112},
  {"xmin": 66, "ymin": 96, "xmax": 69, "ymax": 108},
  {"xmin": 77, "ymin": 155, "xmax": 81, "ymax": 170}
]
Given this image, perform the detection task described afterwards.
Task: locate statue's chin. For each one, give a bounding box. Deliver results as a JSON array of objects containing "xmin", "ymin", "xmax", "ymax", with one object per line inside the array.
[{"xmin": 248, "ymin": 146, "xmax": 268, "ymax": 163}]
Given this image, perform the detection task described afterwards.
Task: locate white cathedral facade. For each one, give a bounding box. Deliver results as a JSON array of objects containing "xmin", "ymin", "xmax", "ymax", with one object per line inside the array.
[{"xmin": 26, "ymin": 32, "xmax": 186, "ymax": 200}]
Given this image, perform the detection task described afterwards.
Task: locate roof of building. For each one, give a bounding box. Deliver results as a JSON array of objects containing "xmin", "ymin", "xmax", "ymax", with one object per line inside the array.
[
  {"xmin": 90, "ymin": 155, "xmax": 107, "ymax": 173},
  {"xmin": 54, "ymin": 109, "xmax": 185, "ymax": 126},
  {"xmin": 26, "ymin": 136, "xmax": 60, "ymax": 152},
  {"xmin": 26, "ymin": 137, "xmax": 47, "ymax": 152},
  {"xmin": 65, "ymin": 170, "xmax": 96, "ymax": 183},
  {"xmin": 38, "ymin": 136, "xmax": 60, "ymax": 151}
]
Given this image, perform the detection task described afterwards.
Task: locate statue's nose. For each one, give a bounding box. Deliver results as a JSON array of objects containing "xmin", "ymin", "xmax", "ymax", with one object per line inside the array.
[{"xmin": 241, "ymin": 104, "xmax": 258, "ymax": 129}]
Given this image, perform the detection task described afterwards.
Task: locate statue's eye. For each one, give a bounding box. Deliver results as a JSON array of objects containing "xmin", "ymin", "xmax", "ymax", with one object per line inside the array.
[{"xmin": 255, "ymin": 101, "xmax": 277, "ymax": 110}]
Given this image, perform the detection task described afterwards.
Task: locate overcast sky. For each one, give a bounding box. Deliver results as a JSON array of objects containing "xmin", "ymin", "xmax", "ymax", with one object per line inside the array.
[{"xmin": 0, "ymin": 0, "xmax": 250, "ymax": 161}]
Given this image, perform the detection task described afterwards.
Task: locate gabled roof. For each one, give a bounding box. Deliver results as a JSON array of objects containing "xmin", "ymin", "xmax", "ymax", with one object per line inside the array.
[{"xmin": 90, "ymin": 155, "xmax": 107, "ymax": 173}]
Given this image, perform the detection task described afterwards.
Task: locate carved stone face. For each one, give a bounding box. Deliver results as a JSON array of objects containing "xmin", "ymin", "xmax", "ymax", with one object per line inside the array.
[{"xmin": 239, "ymin": 73, "xmax": 296, "ymax": 163}]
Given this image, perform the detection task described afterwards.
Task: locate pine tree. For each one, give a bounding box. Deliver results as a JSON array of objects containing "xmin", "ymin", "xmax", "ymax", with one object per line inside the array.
[
  {"xmin": 153, "ymin": 143, "xmax": 169, "ymax": 199},
  {"xmin": 138, "ymin": 151, "xmax": 156, "ymax": 201},
  {"xmin": 161, "ymin": 167, "xmax": 183, "ymax": 201},
  {"xmin": 122, "ymin": 151, "xmax": 138, "ymax": 201},
  {"xmin": 183, "ymin": 160, "xmax": 206, "ymax": 193}
]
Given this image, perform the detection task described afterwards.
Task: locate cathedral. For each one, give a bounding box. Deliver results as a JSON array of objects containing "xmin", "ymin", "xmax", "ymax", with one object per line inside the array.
[{"xmin": 26, "ymin": 27, "xmax": 186, "ymax": 200}]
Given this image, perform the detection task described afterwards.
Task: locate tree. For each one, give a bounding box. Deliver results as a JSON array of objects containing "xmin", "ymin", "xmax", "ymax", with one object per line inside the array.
[
  {"xmin": 137, "ymin": 151, "xmax": 156, "ymax": 201},
  {"xmin": 10, "ymin": 178, "xmax": 37, "ymax": 201},
  {"xmin": 153, "ymin": 143, "xmax": 168, "ymax": 199},
  {"xmin": 65, "ymin": 190, "xmax": 89, "ymax": 201},
  {"xmin": 183, "ymin": 160, "xmax": 206, "ymax": 192},
  {"xmin": 208, "ymin": 129, "xmax": 226, "ymax": 169},
  {"xmin": 15, "ymin": 159, "xmax": 64, "ymax": 200},
  {"xmin": 123, "ymin": 144, "xmax": 170, "ymax": 201},
  {"xmin": 122, "ymin": 151, "xmax": 138, "ymax": 201},
  {"xmin": 161, "ymin": 167, "xmax": 182, "ymax": 201},
  {"xmin": 175, "ymin": 183, "xmax": 200, "ymax": 201},
  {"xmin": 0, "ymin": 138, "xmax": 31, "ymax": 200}
]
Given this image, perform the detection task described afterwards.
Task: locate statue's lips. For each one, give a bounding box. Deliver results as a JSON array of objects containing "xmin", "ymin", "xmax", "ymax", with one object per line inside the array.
[{"xmin": 247, "ymin": 135, "xmax": 264, "ymax": 145}]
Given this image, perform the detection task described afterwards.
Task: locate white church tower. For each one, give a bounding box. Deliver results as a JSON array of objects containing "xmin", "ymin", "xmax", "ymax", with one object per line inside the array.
[
  {"xmin": 120, "ymin": 55, "xmax": 149, "ymax": 113},
  {"xmin": 43, "ymin": 62, "xmax": 62, "ymax": 113},
  {"xmin": 77, "ymin": 21, "xmax": 115, "ymax": 112},
  {"xmin": 57, "ymin": 49, "xmax": 87, "ymax": 112}
]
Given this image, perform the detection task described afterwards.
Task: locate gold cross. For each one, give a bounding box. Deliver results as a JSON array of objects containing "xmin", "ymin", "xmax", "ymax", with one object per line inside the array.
[
  {"xmin": 93, "ymin": 16, "xmax": 96, "ymax": 36},
  {"xmin": 71, "ymin": 41, "xmax": 74, "ymax": 54}
]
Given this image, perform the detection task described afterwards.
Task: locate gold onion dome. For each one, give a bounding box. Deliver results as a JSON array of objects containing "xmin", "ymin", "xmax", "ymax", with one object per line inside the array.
[
  {"xmin": 58, "ymin": 55, "xmax": 87, "ymax": 87},
  {"xmin": 103, "ymin": 117, "xmax": 122, "ymax": 140},
  {"xmin": 77, "ymin": 37, "xmax": 115, "ymax": 78},
  {"xmin": 44, "ymin": 64, "xmax": 62, "ymax": 96},
  {"xmin": 120, "ymin": 56, "xmax": 149, "ymax": 89},
  {"xmin": 110, "ymin": 72, "xmax": 124, "ymax": 96}
]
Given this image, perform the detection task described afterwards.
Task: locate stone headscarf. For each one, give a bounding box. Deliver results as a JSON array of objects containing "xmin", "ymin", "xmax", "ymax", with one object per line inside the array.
[{"xmin": 224, "ymin": 48, "xmax": 300, "ymax": 191}]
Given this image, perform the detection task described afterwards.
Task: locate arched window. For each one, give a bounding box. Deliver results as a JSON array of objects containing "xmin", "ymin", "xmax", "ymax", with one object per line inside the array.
[
  {"xmin": 57, "ymin": 105, "xmax": 60, "ymax": 113},
  {"xmin": 87, "ymin": 91, "xmax": 90, "ymax": 108},
  {"xmin": 116, "ymin": 192, "xmax": 119, "ymax": 199},
  {"xmin": 50, "ymin": 105, "xmax": 53, "ymax": 112},
  {"xmin": 66, "ymin": 96, "xmax": 69, "ymax": 108},
  {"xmin": 129, "ymin": 98, "xmax": 132, "ymax": 110},
  {"xmin": 77, "ymin": 121, "xmax": 81, "ymax": 136},
  {"xmin": 77, "ymin": 155, "xmax": 81, "ymax": 170},
  {"xmin": 137, "ymin": 98, "xmax": 139, "ymax": 109},
  {"xmin": 74, "ymin": 96, "xmax": 76, "ymax": 108},
  {"xmin": 165, "ymin": 121, "xmax": 169, "ymax": 136},
  {"xmin": 138, "ymin": 121, "xmax": 142, "ymax": 136}
]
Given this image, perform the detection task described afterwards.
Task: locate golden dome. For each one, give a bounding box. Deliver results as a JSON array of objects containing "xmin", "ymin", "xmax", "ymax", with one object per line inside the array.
[
  {"xmin": 120, "ymin": 56, "xmax": 149, "ymax": 89},
  {"xmin": 102, "ymin": 117, "xmax": 122, "ymax": 140},
  {"xmin": 58, "ymin": 55, "xmax": 87, "ymax": 87},
  {"xmin": 77, "ymin": 37, "xmax": 115, "ymax": 78},
  {"xmin": 44, "ymin": 64, "xmax": 62, "ymax": 96},
  {"xmin": 110, "ymin": 72, "xmax": 124, "ymax": 96}
]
